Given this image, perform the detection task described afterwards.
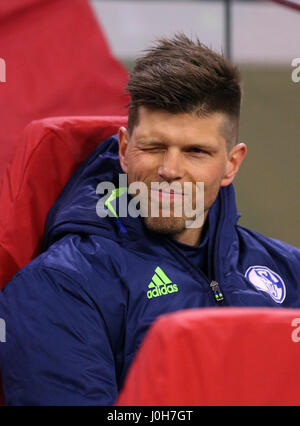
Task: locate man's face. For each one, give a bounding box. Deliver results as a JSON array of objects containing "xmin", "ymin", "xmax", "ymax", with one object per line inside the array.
[{"xmin": 119, "ymin": 107, "xmax": 246, "ymax": 245}]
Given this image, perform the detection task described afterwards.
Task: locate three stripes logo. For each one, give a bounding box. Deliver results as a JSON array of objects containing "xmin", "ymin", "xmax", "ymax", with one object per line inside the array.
[{"xmin": 147, "ymin": 266, "xmax": 179, "ymax": 299}]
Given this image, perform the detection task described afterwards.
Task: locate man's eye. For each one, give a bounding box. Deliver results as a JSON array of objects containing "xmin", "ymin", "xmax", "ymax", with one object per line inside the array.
[
  {"xmin": 187, "ymin": 148, "xmax": 207, "ymax": 154},
  {"xmin": 141, "ymin": 147, "xmax": 164, "ymax": 152}
]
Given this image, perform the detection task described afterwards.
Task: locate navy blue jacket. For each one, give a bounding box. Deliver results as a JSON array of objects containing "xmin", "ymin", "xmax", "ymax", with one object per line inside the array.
[{"xmin": 1, "ymin": 135, "xmax": 300, "ymax": 405}]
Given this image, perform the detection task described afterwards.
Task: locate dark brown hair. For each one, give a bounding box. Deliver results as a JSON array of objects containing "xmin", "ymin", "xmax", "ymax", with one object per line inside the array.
[{"xmin": 126, "ymin": 33, "xmax": 242, "ymax": 146}]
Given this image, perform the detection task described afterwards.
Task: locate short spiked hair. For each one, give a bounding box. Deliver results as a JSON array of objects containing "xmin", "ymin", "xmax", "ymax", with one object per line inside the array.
[{"xmin": 126, "ymin": 33, "xmax": 242, "ymax": 146}]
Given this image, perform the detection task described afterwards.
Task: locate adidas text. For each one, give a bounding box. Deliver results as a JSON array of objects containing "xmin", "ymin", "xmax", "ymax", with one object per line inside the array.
[{"xmin": 147, "ymin": 284, "xmax": 178, "ymax": 299}]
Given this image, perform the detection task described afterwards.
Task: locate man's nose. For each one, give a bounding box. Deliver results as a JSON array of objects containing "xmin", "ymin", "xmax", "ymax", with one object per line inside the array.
[{"xmin": 157, "ymin": 149, "xmax": 185, "ymax": 181}]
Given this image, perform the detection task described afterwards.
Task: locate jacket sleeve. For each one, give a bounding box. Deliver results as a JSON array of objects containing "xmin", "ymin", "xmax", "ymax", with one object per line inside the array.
[{"xmin": 0, "ymin": 263, "xmax": 119, "ymax": 406}]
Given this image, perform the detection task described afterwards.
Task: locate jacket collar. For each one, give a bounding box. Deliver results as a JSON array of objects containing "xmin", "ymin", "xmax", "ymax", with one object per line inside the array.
[{"xmin": 44, "ymin": 135, "xmax": 241, "ymax": 268}]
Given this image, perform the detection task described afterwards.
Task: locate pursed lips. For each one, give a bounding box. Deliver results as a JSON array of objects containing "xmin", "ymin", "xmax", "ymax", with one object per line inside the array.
[{"xmin": 150, "ymin": 188, "xmax": 188, "ymax": 201}]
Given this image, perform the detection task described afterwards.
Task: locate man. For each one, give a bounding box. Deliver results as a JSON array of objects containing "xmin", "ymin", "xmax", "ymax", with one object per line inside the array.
[{"xmin": 1, "ymin": 34, "xmax": 300, "ymax": 406}]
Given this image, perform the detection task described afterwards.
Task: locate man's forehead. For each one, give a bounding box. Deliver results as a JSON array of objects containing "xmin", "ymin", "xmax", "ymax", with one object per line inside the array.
[{"xmin": 131, "ymin": 107, "xmax": 229, "ymax": 146}]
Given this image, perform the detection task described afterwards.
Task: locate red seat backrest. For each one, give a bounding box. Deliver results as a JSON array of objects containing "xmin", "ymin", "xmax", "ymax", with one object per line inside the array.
[
  {"xmin": 0, "ymin": 115, "xmax": 127, "ymax": 405},
  {"xmin": 0, "ymin": 115, "xmax": 127, "ymax": 290},
  {"xmin": 117, "ymin": 307, "xmax": 300, "ymax": 406}
]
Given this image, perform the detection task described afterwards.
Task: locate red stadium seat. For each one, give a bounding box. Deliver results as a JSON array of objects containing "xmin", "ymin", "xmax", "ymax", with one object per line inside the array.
[
  {"xmin": 0, "ymin": 0, "xmax": 129, "ymax": 180},
  {"xmin": 117, "ymin": 307, "xmax": 300, "ymax": 406},
  {"xmin": 0, "ymin": 115, "xmax": 127, "ymax": 290},
  {"xmin": 0, "ymin": 115, "xmax": 127, "ymax": 405}
]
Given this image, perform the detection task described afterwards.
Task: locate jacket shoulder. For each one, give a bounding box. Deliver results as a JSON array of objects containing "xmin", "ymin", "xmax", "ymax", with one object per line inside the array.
[
  {"xmin": 43, "ymin": 233, "xmax": 124, "ymax": 277},
  {"xmin": 237, "ymin": 225, "xmax": 300, "ymax": 263},
  {"xmin": 3, "ymin": 233, "xmax": 126, "ymax": 303}
]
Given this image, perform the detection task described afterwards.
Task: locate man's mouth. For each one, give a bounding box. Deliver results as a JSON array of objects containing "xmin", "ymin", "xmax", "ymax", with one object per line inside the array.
[{"xmin": 150, "ymin": 188, "xmax": 186, "ymax": 201}]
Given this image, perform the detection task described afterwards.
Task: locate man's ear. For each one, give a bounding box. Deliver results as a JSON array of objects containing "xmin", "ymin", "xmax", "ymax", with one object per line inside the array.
[
  {"xmin": 221, "ymin": 143, "xmax": 247, "ymax": 187},
  {"xmin": 118, "ymin": 126, "xmax": 129, "ymax": 173}
]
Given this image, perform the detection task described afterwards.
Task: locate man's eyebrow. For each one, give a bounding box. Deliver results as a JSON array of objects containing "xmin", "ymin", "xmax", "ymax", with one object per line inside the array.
[
  {"xmin": 136, "ymin": 138, "xmax": 219, "ymax": 151},
  {"xmin": 136, "ymin": 138, "xmax": 166, "ymax": 145},
  {"xmin": 183, "ymin": 142, "xmax": 219, "ymax": 151}
]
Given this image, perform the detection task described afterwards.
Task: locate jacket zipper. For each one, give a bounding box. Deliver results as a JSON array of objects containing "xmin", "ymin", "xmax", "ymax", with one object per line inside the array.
[
  {"xmin": 163, "ymin": 238, "xmax": 225, "ymax": 306},
  {"xmin": 212, "ymin": 189, "xmax": 226, "ymax": 292},
  {"xmin": 209, "ymin": 280, "xmax": 225, "ymax": 303}
]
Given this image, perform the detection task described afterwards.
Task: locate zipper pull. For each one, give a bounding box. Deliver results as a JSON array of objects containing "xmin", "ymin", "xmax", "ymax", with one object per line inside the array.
[{"xmin": 210, "ymin": 280, "xmax": 224, "ymax": 303}]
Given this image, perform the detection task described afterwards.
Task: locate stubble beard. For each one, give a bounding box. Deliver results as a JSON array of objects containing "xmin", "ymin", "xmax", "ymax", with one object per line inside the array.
[
  {"xmin": 143, "ymin": 214, "xmax": 187, "ymax": 236},
  {"xmin": 140, "ymin": 183, "xmax": 198, "ymax": 236},
  {"xmin": 127, "ymin": 174, "xmax": 205, "ymax": 236}
]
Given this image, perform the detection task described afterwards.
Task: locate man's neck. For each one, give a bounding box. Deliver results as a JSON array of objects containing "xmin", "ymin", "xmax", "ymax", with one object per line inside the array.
[{"xmin": 172, "ymin": 212, "xmax": 208, "ymax": 246}]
